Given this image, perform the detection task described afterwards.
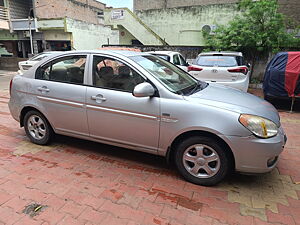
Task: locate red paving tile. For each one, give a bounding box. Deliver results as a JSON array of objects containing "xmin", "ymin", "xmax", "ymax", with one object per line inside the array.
[{"xmin": 0, "ymin": 89, "xmax": 299, "ymax": 225}]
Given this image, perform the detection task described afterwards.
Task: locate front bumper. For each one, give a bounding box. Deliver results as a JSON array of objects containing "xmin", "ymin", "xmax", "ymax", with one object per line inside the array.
[{"xmin": 222, "ymin": 126, "xmax": 286, "ymax": 174}]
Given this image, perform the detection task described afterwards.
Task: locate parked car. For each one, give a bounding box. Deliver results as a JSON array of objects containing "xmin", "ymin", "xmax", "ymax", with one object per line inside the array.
[
  {"xmin": 189, "ymin": 52, "xmax": 250, "ymax": 92},
  {"xmin": 263, "ymin": 51, "xmax": 300, "ymax": 102},
  {"xmin": 18, "ymin": 52, "xmax": 60, "ymax": 73},
  {"xmin": 147, "ymin": 51, "xmax": 189, "ymax": 71},
  {"xmin": 9, "ymin": 50, "xmax": 286, "ymax": 186}
]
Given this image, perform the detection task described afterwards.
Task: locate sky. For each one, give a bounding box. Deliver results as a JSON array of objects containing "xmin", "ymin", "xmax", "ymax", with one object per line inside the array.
[{"xmin": 98, "ymin": 0, "xmax": 133, "ymax": 9}]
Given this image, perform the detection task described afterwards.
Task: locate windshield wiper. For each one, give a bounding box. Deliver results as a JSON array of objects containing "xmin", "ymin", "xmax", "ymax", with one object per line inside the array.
[
  {"xmin": 187, "ymin": 81, "xmax": 209, "ymax": 96},
  {"xmin": 187, "ymin": 81, "xmax": 201, "ymax": 95}
]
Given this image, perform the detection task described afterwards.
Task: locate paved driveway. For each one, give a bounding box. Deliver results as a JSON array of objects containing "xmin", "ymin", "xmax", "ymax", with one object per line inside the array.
[{"xmin": 0, "ymin": 83, "xmax": 299, "ymax": 224}]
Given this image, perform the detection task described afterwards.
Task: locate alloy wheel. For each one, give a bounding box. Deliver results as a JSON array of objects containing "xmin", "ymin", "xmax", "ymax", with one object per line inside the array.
[{"xmin": 182, "ymin": 144, "xmax": 221, "ymax": 178}]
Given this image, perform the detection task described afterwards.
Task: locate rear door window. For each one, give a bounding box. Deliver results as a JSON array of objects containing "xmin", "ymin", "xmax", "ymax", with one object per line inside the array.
[
  {"xmin": 196, "ymin": 56, "xmax": 238, "ymax": 67},
  {"xmin": 173, "ymin": 54, "xmax": 181, "ymax": 65},
  {"xmin": 36, "ymin": 55, "xmax": 86, "ymax": 85},
  {"xmin": 179, "ymin": 54, "xmax": 187, "ymax": 66}
]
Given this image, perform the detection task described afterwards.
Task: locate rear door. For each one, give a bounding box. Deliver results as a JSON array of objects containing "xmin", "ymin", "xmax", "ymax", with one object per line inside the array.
[{"xmin": 31, "ymin": 54, "xmax": 89, "ymax": 136}]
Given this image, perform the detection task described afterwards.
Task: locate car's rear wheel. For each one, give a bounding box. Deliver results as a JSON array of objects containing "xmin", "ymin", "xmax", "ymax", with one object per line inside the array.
[
  {"xmin": 24, "ymin": 110, "xmax": 53, "ymax": 145},
  {"xmin": 174, "ymin": 136, "xmax": 231, "ymax": 186}
]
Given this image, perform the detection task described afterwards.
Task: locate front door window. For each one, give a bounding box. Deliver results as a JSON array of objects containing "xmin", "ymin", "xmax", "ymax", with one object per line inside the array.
[{"xmin": 93, "ymin": 56, "xmax": 145, "ymax": 92}]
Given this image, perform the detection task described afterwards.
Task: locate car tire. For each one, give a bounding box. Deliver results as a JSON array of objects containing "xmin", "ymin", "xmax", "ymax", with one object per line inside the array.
[
  {"xmin": 24, "ymin": 110, "xmax": 53, "ymax": 145},
  {"xmin": 174, "ymin": 136, "xmax": 231, "ymax": 186}
]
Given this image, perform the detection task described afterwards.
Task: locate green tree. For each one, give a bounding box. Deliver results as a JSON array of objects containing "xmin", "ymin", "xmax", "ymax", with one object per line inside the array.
[{"xmin": 204, "ymin": 0, "xmax": 299, "ymax": 77}]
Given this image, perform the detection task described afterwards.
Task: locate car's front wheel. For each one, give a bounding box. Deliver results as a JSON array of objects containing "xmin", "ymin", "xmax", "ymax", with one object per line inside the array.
[
  {"xmin": 174, "ymin": 136, "xmax": 231, "ymax": 186},
  {"xmin": 24, "ymin": 110, "xmax": 53, "ymax": 145}
]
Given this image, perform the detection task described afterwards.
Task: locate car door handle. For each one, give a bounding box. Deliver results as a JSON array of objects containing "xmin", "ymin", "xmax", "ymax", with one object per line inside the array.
[
  {"xmin": 91, "ymin": 95, "xmax": 107, "ymax": 102},
  {"xmin": 37, "ymin": 86, "xmax": 50, "ymax": 92}
]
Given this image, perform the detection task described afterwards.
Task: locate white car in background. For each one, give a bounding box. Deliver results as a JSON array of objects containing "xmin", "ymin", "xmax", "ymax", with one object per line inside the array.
[
  {"xmin": 18, "ymin": 52, "xmax": 60, "ymax": 73},
  {"xmin": 188, "ymin": 52, "xmax": 250, "ymax": 92},
  {"xmin": 148, "ymin": 51, "xmax": 189, "ymax": 71}
]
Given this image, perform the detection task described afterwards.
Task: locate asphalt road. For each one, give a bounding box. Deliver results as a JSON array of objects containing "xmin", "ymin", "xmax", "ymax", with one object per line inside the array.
[{"xmin": 0, "ymin": 70, "xmax": 17, "ymax": 91}]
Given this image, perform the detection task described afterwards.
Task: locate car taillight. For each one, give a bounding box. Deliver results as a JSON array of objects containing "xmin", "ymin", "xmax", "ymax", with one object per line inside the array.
[
  {"xmin": 228, "ymin": 67, "xmax": 248, "ymax": 75},
  {"xmin": 9, "ymin": 79, "xmax": 13, "ymax": 96},
  {"xmin": 188, "ymin": 66, "xmax": 203, "ymax": 72}
]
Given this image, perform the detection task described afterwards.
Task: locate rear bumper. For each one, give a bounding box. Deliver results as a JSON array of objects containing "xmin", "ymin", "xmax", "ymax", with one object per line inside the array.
[
  {"xmin": 222, "ymin": 126, "xmax": 286, "ymax": 174},
  {"xmin": 8, "ymin": 99, "xmax": 20, "ymax": 123},
  {"xmin": 210, "ymin": 78, "xmax": 249, "ymax": 92},
  {"xmin": 190, "ymin": 74, "xmax": 249, "ymax": 92}
]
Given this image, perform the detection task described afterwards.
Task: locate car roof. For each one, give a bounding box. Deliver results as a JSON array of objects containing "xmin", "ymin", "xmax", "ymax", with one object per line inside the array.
[
  {"xmin": 199, "ymin": 51, "xmax": 243, "ymax": 57},
  {"xmin": 147, "ymin": 51, "xmax": 179, "ymax": 56},
  {"xmin": 48, "ymin": 50, "xmax": 147, "ymax": 57}
]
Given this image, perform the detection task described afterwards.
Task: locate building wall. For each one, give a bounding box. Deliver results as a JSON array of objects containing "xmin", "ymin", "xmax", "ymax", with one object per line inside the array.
[
  {"xmin": 118, "ymin": 26, "xmax": 137, "ymax": 45},
  {"xmin": 35, "ymin": 0, "xmax": 105, "ymax": 24},
  {"xmin": 134, "ymin": 0, "xmax": 300, "ymax": 24},
  {"xmin": 136, "ymin": 4, "xmax": 238, "ymax": 46},
  {"xmin": 65, "ymin": 18, "xmax": 119, "ymax": 50},
  {"xmin": 134, "ymin": 0, "xmax": 238, "ymax": 11},
  {"xmin": 278, "ymin": 0, "xmax": 300, "ymax": 24}
]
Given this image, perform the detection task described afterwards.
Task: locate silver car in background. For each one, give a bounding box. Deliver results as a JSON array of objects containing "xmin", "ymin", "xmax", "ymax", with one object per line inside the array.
[
  {"xmin": 9, "ymin": 50, "xmax": 286, "ymax": 186},
  {"xmin": 189, "ymin": 52, "xmax": 250, "ymax": 92}
]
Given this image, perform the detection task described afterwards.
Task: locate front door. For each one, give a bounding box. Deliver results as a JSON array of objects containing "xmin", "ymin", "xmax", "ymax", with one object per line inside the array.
[
  {"xmin": 86, "ymin": 55, "xmax": 160, "ymax": 152},
  {"xmin": 32, "ymin": 54, "xmax": 89, "ymax": 136}
]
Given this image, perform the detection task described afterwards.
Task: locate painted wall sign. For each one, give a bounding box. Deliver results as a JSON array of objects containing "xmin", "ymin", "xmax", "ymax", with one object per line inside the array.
[{"xmin": 111, "ymin": 10, "xmax": 125, "ymax": 20}]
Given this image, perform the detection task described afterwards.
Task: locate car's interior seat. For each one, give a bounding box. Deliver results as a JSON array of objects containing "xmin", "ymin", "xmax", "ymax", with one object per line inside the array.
[
  {"xmin": 96, "ymin": 66, "xmax": 114, "ymax": 87},
  {"xmin": 110, "ymin": 66, "xmax": 134, "ymax": 91},
  {"xmin": 50, "ymin": 67, "xmax": 67, "ymax": 82},
  {"xmin": 68, "ymin": 66, "xmax": 84, "ymax": 84}
]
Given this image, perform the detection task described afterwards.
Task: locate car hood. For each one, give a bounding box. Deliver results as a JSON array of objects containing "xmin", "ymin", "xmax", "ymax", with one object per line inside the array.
[{"xmin": 185, "ymin": 84, "xmax": 280, "ymax": 126}]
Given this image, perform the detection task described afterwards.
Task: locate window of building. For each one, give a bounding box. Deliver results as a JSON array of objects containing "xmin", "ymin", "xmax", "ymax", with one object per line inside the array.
[{"xmin": 97, "ymin": 10, "xmax": 104, "ymax": 24}]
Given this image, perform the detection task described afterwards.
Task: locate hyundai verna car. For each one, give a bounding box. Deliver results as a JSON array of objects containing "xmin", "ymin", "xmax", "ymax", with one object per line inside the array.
[
  {"xmin": 189, "ymin": 52, "xmax": 250, "ymax": 92},
  {"xmin": 9, "ymin": 50, "xmax": 286, "ymax": 186}
]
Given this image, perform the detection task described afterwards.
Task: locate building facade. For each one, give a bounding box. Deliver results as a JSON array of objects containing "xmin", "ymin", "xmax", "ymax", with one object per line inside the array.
[
  {"xmin": 0, "ymin": 0, "xmax": 119, "ymax": 58},
  {"xmin": 134, "ymin": 0, "xmax": 300, "ymax": 24},
  {"xmin": 106, "ymin": 0, "xmax": 299, "ymax": 46}
]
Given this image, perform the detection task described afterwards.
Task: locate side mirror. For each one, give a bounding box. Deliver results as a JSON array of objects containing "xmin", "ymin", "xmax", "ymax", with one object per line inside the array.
[
  {"xmin": 185, "ymin": 62, "xmax": 190, "ymax": 66},
  {"xmin": 247, "ymin": 63, "xmax": 251, "ymax": 68},
  {"xmin": 133, "ymin": 82, "xmax": 155, "ymax": 97}
]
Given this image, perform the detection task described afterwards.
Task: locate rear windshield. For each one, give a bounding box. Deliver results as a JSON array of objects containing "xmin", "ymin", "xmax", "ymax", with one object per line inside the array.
[
  {"xmin": 196, "ymin": 55, "xmax": 245, "ymax": 67},
  {"xmin": 30, "ymin": 53, "xmax": 52, "ymax": 61}
]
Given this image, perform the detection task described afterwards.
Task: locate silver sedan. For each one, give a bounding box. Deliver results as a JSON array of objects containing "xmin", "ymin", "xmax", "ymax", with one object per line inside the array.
[{"xmin": 8, "ymin": 50, "xmax": 286, "ymax": 186}]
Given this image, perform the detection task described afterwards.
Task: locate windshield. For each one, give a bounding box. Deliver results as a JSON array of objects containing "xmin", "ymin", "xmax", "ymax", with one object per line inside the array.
[
  {"xmin": 196, "ymin": 56, "xmax": 239, "ymax": 67},
  {"xmin": 30, "ymin": 53, "xmax": 52, "ymax": 61},
  {"xmin": 130, "ymin": 55, "xmax": 206, "ymax": 95}
]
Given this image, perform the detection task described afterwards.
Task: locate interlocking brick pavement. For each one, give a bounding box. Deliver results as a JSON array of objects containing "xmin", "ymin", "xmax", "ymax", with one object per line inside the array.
[{"xmin": 0, "ymin": 89, "xmax": 299, "ymax": 225}]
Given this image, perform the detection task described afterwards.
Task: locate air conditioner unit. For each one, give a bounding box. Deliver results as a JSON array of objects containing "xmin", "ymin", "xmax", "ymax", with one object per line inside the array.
[{"xmin": 202, "ymin": 24, "xmax": 217, "ymax": 35}]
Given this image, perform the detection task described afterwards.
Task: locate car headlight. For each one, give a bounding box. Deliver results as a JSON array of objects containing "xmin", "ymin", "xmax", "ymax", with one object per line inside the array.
[{"xmin": 239, "ymin": 114, "xmax": 278, "ymax": 138}]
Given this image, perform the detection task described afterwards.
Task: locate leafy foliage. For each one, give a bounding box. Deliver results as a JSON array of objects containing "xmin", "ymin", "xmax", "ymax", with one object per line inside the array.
[{"xmin": 204, "ymin": 0, "xmax": 300, "ymax": 54}]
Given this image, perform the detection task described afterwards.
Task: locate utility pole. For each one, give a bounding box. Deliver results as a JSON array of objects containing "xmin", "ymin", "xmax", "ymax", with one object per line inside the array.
[
  {"xmin": 28, "ymin": 15, "xmax": 34, "ymax": 55},
  {"xmin": 27, "ymin": 3, "xmax": 53, "ymax": 56}
]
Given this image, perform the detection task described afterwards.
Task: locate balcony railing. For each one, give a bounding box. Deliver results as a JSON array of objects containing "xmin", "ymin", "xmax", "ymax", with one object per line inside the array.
[{"xmin": 0, "ymin": 6, "xmax": 9, "ymax": 21}]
